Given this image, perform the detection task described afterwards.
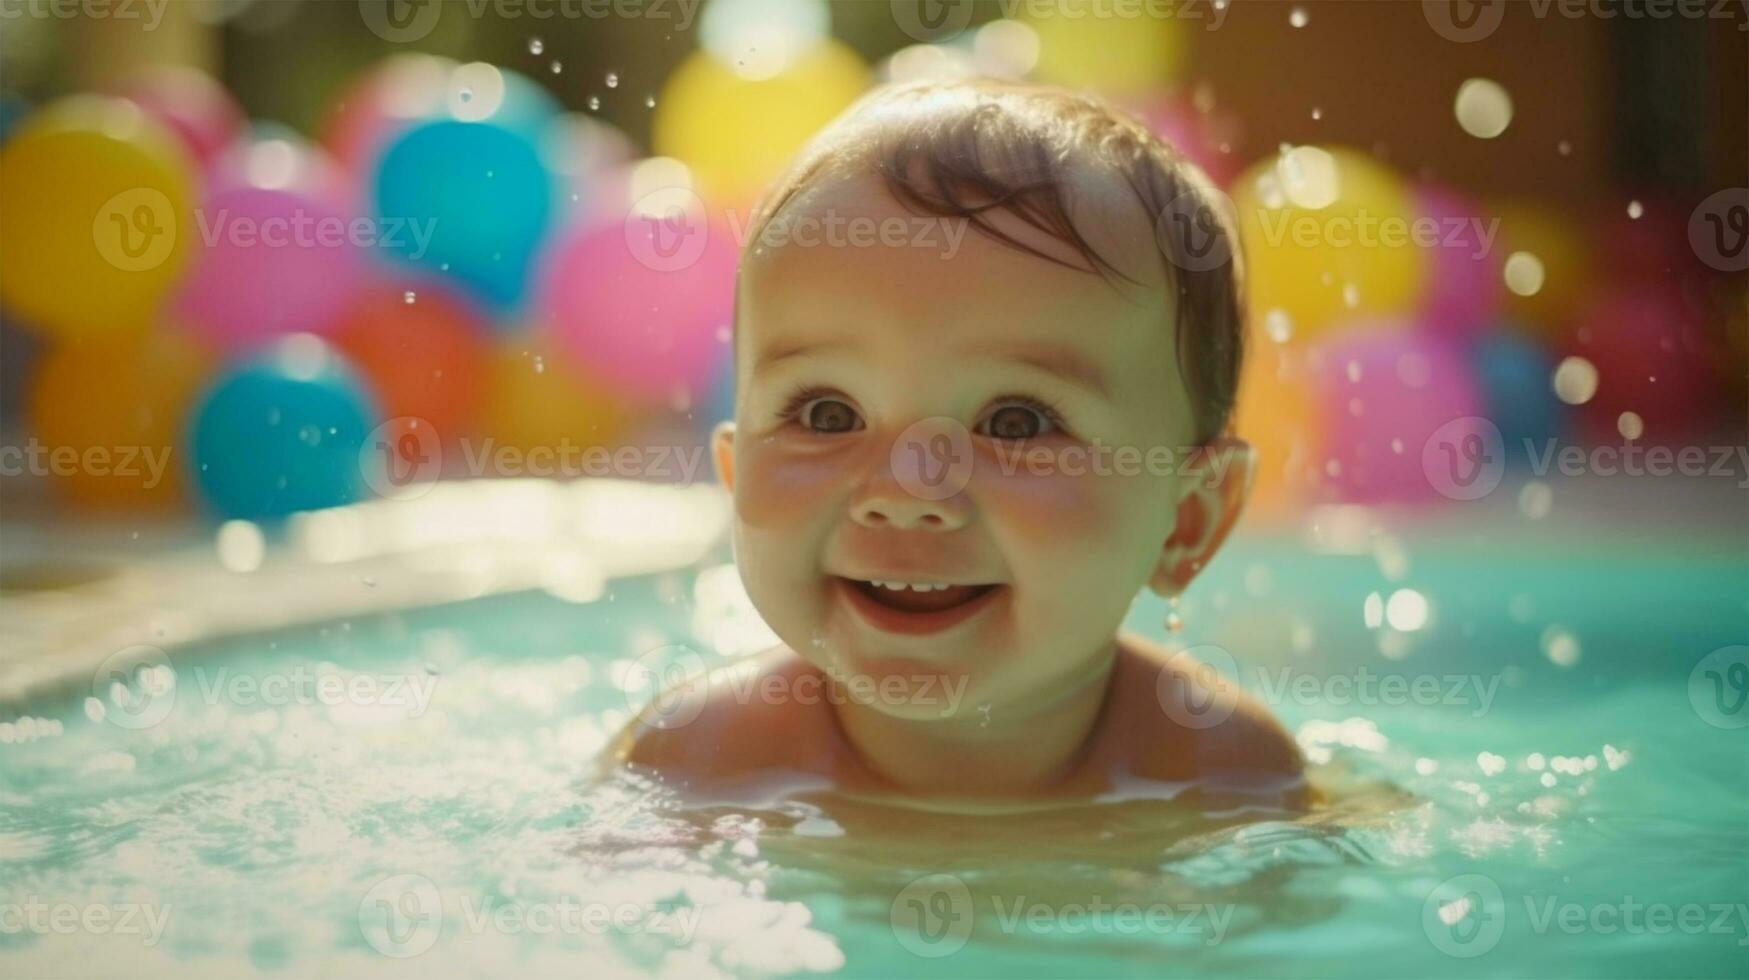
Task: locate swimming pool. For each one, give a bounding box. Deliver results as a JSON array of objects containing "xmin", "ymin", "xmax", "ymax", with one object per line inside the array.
[{"xmin": 1, "ymin": 477, "xmax": 1745, "ymax": 978}]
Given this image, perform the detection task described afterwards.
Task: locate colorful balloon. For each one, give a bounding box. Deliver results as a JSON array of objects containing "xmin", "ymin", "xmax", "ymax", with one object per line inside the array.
[
  {"xmin": 1234, "ymin": 147, "xmax": 1427, "ymax": 342},
  {"xmin": 1415, "ymin": 184, "xmax": 1502, "ymax": 339},
  {"xmin": 1494, "ymin": 202, "xmax": 1591, "ymax": 338},
  {"xmin": 175, "ymin": 141, "xmax": 364, "ymax": 352},
  {"xmin": 1309, "ymin": 325, "xmax": 1483, "ymax": 504},
  {"xmin": 542, "ymin": 205, "xmax": 737, "ymax": 405},
  {"xmin": 653, "ymin": 42, "xmax": 867, "ymax": 204},
  {"xmin": 187, "ymin": 336, "xmax": 379, "ymax": 519},
  {"xmin": 481, "ymin": 338, "xmax": 626, "ymax": 460},
  {"xmin": 1563, "ymin": 284, "xmax": 1720, "ymax": 443},
  {"xmin": 28, "ymin": 331, "xmax": 211, "ymax": 510},
  {"xmin": 331, "ymin": 283, "xmax": 488, "ymax": 443},
  {"xmin": 1026, "ymin": 0, "xmax": 1187, "ymax": 96},
  {"xmin": 374, "ymin": 116, "xmax": 556, "ymax": 313},
  {"xmin": 1232, "ymin": 342, "xmax": 1323, "ymax": 519},
  {"xmin": 113, "ymin": 66, "xmax": 244, "ymax": 172},
  {"xmin": 1465, "ymin": 327, "xmax": 1566, "ymax": 465},
  {"xmin": 0, "ymin": 96, "xmax": 195, "ymax": 338}
]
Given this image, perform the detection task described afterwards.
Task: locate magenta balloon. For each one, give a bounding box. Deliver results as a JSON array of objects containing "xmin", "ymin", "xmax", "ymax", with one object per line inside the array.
[
  {"xmin": 1414, "ymin": 184, "xmax": 1502, "ymax": 339},
  {"xmin": 542, "ymin": 217, "xmax": 737, "ymax": 402},
  {"xmin": 175, "ymin": 181, "xmax": 365, "ymax": 352},
  {"xmin": 1311, "ymin": 324, "xmax": 1485, "ymax": 504}
]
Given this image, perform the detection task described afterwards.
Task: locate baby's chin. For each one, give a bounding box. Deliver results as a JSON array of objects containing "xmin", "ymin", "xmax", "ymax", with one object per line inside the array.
[{"xmin": 802, "ymin": 648, "xmax": 978, "ymax": 722}]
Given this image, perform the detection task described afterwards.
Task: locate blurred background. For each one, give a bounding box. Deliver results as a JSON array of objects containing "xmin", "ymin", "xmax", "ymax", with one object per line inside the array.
[{"xmin": 0, "ymin": 0, "xmax": 1744, "ymax": 526}]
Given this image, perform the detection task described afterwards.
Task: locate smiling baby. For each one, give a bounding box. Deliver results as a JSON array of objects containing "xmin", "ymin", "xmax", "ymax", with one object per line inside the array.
[{"xmin": 611, "ymin": 78, "xmax": 1305, "ymax": 807}]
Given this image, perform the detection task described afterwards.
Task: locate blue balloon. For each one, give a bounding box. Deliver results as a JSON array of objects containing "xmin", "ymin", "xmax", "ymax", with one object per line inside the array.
[
  {"xmin": 373, "ymin": 117, "xmax": 555, "ymax": 315},
  {"xmin": 1466, "ymin": 326, "xmax": 1567, "ymax": 465},
  {"xmin": 0, "ymin": 92, "xmax": 29, "ymax": 145},
  {"xmin": 188, "ymin": 337, "xmax": 379, "ymax": 519}
]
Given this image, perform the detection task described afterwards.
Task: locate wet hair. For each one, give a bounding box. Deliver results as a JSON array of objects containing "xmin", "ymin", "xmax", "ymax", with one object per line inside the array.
[{"xmin": 746, "ymin": 77, "xmax": 1245, "ymax": 444}]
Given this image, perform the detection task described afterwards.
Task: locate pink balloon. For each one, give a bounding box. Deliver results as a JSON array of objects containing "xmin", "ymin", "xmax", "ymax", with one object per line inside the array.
[
  {"xmin": 1310, "ymin": 325, "xmax": 1484, "ymax": 504},
  {"xmin": 541, "ymin": 212, "xmax": 737, "ymax": 404},
  {"xmin": 1414, "ymin": 184, "xmax": 1501, "ymax": 339},
  {"xmin": 175, "ymin": 167, "xmax": 365, "ymax": 353},
  {"xmin": 1564, "ymin": 283, "xmax": 1720, "ymax": 443},
  {"xmin": 114, "ymin": 66, "xmax": 244, "ymax": 172}
]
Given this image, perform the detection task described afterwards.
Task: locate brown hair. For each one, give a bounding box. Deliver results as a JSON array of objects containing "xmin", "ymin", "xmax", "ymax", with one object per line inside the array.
[{"xmin": 747, "ymin": 77, "xmax": 1246, "ymax": 444}]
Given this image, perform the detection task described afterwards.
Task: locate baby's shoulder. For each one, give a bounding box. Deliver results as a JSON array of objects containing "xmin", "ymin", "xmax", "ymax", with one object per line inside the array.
[
  {"xmin": 608, "ymin": 645, "xmax": 844, "ymax": 789},
  {"xmin": 1109, "ymin": 633, "xmax": 1305, "ymax": 786}
]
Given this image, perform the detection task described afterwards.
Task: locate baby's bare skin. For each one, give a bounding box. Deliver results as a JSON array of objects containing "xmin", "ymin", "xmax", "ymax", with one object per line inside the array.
[{"xmin": 612, "ymin": 634, "xmax": 1306, "ymax": 807}]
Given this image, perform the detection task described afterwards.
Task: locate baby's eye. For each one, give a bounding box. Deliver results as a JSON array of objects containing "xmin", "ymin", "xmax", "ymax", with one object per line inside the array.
[
  {"xmin": 798, "ymin": 396, "xmax": 863, "ymax": 434},
  {"xmin": 978, "ymin": 401, "xmax": 1058, "ymax": 441}
]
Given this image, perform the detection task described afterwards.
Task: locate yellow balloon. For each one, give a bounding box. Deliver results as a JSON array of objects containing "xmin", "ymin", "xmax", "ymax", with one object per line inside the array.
[
  {"xmin": 27, "ymin": 329, "xmax": 212, "ymax": 510},
  {"xmin": 482, "ymin": 338, "xmax": 628, "ymax": 459},
  {"xmin": 1232, "ymin": 340, "xmax": 1323, "ymax": 520},
  {"xmin": 652, "ymin": 42, "xmax": 868, "ymax": 204},
  {"xmin": 1493, "ymin": 202, "xmax": 1591, "ymax": 337},
  {"xmin": 0, "ymin": 96, "xmax": 195, "ymax": 339},
  {"xmin": 1026, "ymin": 0, "xmax": 1186, "ymax": 95},
  {"xmin": 1233, "ymin": 146, "xmax": 1426, "ymax": 341}
]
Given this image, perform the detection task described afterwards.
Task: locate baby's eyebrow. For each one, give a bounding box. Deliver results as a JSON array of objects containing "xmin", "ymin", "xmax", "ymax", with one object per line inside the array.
[
  {"xmin": 751, "ymin": 338, "xmax": 852, "ymax": 378},
  {"xmin": 978, "ymin": 342, "xmax": 1113, "ymax": 401}
]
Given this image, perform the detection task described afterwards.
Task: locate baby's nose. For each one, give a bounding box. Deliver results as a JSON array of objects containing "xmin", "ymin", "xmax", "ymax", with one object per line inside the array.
[{"xmin": 849, "ymin": 492, "xmax": 965, "ymax": 531}]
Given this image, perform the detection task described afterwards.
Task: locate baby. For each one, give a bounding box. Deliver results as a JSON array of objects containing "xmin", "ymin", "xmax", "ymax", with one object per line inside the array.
[{"xmin": 612, "ymin": 79, "xmax": 1304, "ymax": 806}]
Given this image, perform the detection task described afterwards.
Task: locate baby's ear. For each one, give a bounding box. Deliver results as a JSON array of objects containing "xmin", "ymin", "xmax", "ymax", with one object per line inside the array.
[
  {"xmin": 711, "ymin": 420, "xmax": 736, "ymax": 492},
  {"xmin": 1147, "ymin": 436, "xmax": 1255, "ymax": 597}
]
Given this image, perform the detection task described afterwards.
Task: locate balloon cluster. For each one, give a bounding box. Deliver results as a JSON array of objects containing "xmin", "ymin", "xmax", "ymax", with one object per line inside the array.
[
  {"xmin": 0, "ymin": 51, "xmax": 866, "ymax": 518},
  {"xmin": 1225, "ymin": 146, "xmax": 1732, "ymax": 513}
]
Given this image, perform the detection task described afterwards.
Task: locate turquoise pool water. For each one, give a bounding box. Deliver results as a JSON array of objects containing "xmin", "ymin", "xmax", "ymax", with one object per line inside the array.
[{"xmin": 2, "ymin": 501, "xmax": 1746, "ymax": 978}]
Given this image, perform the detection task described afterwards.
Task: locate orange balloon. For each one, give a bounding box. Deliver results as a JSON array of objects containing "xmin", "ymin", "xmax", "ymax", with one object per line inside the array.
[
  {"xmin": 332, "ymin": 285, "xmax": 487, "ymax": 444},
  {"xmin": 27, "ymin": 330, "xmax": 211, "ymax": 510},
  {"xmin": 481, "ymin": 337, "xmax": 628, "ymax": 466},
  {"xmin": 1232, "ymin": 340, "xmax": 1324, "ymax": 520}
]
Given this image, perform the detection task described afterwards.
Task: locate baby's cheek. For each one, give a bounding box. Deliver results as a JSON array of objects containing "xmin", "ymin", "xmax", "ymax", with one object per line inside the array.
[
  {"xmin": 733, "ymin": 440, "xmax": 848, "ymax": 529},
  {"xmin": 976, "ymin": 452, "xmax": 1128, "ymax": 543}
]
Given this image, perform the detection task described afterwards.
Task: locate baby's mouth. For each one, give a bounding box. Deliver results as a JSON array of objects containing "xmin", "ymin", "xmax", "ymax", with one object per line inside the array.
[{"xmin": 844, "ymin": 578, "xmax": 997, "ymax": 613}]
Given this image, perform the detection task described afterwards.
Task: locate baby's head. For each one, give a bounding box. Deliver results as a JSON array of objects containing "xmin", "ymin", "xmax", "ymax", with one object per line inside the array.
[{"xmin": 714, "ymin": 78, "xmax": 1250, "ymax": 719}]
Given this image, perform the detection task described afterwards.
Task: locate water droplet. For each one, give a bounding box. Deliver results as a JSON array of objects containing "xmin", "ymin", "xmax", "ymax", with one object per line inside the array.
[
  {"xmin": 402, "ymin": 290, "xmax": 416, "ymax": 305},
  {"xmin": 550, "ymin": 60, "xmax": 563, "ymax": 74},
  {"xmin": 1289, "ymin": 6, "xmax": 1308, "ymax": 27},
  {"xmin": 1264, "ymin": 308, "xmax": 1293, "ymax": 343},
  {"xmin": 1310, "ymin": 106, "xmax": 1322, "ymax": 120},
  {"xmin": 587, "ymin": 95, "xmax": 600, "ymax": 111},
  {"xmin": 532, "ymin": 356, "xmax": 546, "ymax": 375},
  {"xmin": 1556, "ymin": 139, "xmax": 1572, "ymax": 156},
  {"xmin": 605, "ymin": 71, "xmax": 619, "ymax": 88},
  {"xmin": 1454, "ymin": 78, "xmax": 1513, "ymax": 139},
  {"xmin": 528, "ymin": 37, "xmax": 544, "ymax": 55},
  {"xmin": 1551, "ymin": 356, "xmax": 1598, "ymax": 405},
  {"xmin": 644, "ymin": 94, "xmax": 656, "ymax": 108},
  {"xmin": 298, "ymin": 425, "xmax": 321, "ymax": 446},
  {"xmin": 1626, "ymin": 200, "xmax": 1643, "ymax": 220},
  {"xmin": 1541, "ymin": 625, "xmax": 1581, "ymax": 667},
  {"xmin": 1617, "ymin": 411, "xmax": 1644, "ymax": 440}
]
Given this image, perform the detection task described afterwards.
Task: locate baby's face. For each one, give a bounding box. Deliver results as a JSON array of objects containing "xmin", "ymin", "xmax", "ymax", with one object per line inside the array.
[{"xmin": 722, "ymin": 167, "xmax": 1204, "ymax": 719}]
